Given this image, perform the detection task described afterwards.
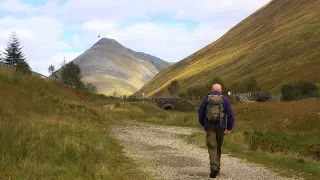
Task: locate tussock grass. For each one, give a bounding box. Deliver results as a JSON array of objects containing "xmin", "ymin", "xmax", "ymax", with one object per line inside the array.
[{"xmin": 0, "ymin": 69, "xmax": 148, "ymax": 179}]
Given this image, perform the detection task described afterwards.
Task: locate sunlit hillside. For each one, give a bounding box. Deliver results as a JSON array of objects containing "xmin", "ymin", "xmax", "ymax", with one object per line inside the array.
[{"xmin": 136, "ymin": 0, "xmax": 320, "ymax": 97}]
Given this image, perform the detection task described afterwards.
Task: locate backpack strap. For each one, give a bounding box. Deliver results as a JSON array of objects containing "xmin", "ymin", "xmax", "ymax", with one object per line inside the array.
[{"xmin": 221, "ymin": 95, "xmax": 226, "ymax": 110}]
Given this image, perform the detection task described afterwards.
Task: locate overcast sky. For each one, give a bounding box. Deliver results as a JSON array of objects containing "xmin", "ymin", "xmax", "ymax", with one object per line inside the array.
[{"xmin": 0, "ymin": 0, "xmax": 271, "ymax": 76}]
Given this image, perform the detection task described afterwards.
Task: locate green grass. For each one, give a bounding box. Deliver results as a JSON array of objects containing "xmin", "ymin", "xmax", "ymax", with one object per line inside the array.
[
  {"xmin": 112, "ymin": 102, "xmax": 200, "ymax": 128},
  {"xmin": 136, "ymin": 0, "xmax": 320, "ymax": 97},
  {"xmin": 185, "ymin": 133, "xmax": 320, "ymax": 180},
  {"xmin": 119, "ymin": 99, "xmax": 320, "ymax": 180},
  {"xmin": 0, "ymin": 68, "xmax": 149, "ymax": 179}
]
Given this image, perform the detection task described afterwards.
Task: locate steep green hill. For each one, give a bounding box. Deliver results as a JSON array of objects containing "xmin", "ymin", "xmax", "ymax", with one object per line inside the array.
[{"xmin": 136, "ymin": 0, "xmax": 320, "ymax": 97}]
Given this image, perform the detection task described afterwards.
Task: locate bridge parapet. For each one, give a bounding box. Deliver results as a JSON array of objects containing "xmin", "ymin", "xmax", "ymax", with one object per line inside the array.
[{"xmin": 137, "ymin": 97, "xmax": 196, "ymax": 111}]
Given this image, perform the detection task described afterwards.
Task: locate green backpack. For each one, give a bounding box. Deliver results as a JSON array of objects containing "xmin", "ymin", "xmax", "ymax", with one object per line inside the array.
[{"xmin": 206, "ymin": 94, "xmax": 225, "ymax": 125}]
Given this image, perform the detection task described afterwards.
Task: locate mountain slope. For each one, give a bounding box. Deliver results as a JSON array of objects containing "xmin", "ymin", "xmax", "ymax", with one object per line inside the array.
[
  {"xmin": 136, "ymin": 0, "xmax": 320, "ymax": 97},
  {"xmin": 72, "ymin": 38, "xmax": 170, "ymax": 96}
]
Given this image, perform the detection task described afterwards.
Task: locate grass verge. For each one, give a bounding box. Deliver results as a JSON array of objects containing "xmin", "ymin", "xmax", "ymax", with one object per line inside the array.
[
  {"xmin": 185, "ymin": 132, "xmax": 320, "ymax": 180},
  {"xmin": 115, "ymin": 99, "xmax": 320, "ymax": 180},
  {"xmin": 0, "ymin": 69, "xmax": 149, "ymax": 179}
]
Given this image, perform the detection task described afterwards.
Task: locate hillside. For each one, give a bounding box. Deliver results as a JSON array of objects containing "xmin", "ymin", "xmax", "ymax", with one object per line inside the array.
[
  {"xmin": 136, "ymin": 0, "xmax": 320, "ymax": 97},
  {"xmin": 71, "ymin": 38, "xmax": 170, "ymax": 96},
  {"xmin": 0, "ymin": 68, "xmax": 147, "ymax": 179}
]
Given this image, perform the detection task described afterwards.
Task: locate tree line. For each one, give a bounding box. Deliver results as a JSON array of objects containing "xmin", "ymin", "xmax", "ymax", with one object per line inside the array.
[
  {"xmin": 167, "ymin": 77, "xmax": 261, "ymax": 97},
  {"xmin": 167, "ymin": 77, "xmax": 319, "ymax": 101},
  {"xmin": 47, "ymin": 57, "xmax": 98, "ymax": 95}
]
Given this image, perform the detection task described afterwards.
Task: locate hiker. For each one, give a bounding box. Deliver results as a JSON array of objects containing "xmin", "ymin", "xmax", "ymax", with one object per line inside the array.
[{"xmin": 198, "ymin": 83, "xmax": 235, "ymax": 178}]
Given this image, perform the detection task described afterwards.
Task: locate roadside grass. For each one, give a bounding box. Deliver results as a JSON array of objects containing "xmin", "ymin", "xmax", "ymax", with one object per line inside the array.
[
  {"xmin": 118, "ymin": 98, "xmax": 320, "ymax": 180},
  {"xmin": 111, "ymin": 102, "xmax": 200, "ymax": 128},
  {"xmin": 185, "ymin": 133, "xmax": 320, "ymax": 180},
  {"xmin": 0, "ymin": 69, "xmax": 149, "ymax": 179}
]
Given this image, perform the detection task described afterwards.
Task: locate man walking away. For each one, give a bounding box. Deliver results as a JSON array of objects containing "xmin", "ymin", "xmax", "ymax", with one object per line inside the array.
[{"xmin": 198, "ymin": 84, "xmax": 235, "ymax": 178}]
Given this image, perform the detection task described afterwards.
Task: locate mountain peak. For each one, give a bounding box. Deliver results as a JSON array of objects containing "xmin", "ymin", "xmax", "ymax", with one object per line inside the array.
[{"xmin": 92, "ymin": 38, "xmax": 124, "ymax": 48}]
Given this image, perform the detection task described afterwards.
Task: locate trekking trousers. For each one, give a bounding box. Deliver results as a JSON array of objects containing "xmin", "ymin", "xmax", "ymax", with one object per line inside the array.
[{"xmin": 205, "ymin": 127, "xmax": 225, "ymax": 171}]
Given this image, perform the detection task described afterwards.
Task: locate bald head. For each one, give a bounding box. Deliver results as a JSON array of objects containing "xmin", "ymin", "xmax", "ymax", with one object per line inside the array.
[{"xmin": 212, "ymin": 84, "xmax": 222, "ymax": 93}]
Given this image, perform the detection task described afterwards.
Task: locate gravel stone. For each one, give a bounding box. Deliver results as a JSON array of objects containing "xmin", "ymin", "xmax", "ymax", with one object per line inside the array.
[{"xmin": 111, "ymin": 120, "xmax": 303, "ymax": 180}]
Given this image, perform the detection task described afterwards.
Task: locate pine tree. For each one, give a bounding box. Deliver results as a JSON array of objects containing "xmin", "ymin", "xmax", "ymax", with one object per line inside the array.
[
  {"xmin": 0, "ymin": 52, "xmax": 4, "ymax": 63},
  {"xmin": 3, "ymin": 31, "xmax": 31, "ymax": 73}
]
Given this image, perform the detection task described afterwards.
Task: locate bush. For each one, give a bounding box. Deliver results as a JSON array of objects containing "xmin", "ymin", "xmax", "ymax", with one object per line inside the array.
[
  {"xmin": 281, "ymin": 81, "xmax": 319, "ymax": 100},
  {"xmin": 206, "ymin": 77, "xmax": 230, "ymax": 95},
  {"xmin": 168, "ymin": 79, "xmax": 180, "ymax": 96},
  {"xmin": 186, "ymin": 86, "xmax": 209, "ymax": 98},
  {"xmin": 178, "ymin": 91, "xmax": 188, "ymax": 98},
  {"xmin": 114, "ymin": 102, "xmax": 121, "ymax": 108},
  {"xmin": 246, "ymin": 77, "xmax": 261, "ymax": 91}
]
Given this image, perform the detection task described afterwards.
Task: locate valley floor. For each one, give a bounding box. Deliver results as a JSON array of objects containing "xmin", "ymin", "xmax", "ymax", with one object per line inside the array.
[{"xmin": 111, "ymin": 120, "xmax": 302, "ymax": 180}]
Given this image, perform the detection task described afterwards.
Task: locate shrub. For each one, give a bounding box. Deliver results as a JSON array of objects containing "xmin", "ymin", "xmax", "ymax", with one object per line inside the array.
[
  {"xmin": 168, "ymin": 79, "xmax": 181, "ymax": 96},
  {"xmin": 281, "ymin": 81, "xmax": 319, "ymax": 100}
]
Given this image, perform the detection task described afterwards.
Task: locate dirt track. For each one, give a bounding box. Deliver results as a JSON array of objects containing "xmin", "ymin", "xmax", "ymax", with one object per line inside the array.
[{"xmin": 111, "ymin": 120, "xmax": 302, "ymax": 180}]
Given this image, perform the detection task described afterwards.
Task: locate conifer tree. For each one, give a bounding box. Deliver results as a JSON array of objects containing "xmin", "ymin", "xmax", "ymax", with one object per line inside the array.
[{"xmin": 3, "ymin": 31, "xmax": 31, "ymax": 73}]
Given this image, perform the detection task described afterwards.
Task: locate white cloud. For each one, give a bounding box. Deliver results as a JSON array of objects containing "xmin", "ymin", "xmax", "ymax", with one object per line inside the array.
[
  {"xmin": 81, "ymin": 20, "xmax": 116, "ymax": 31},
  {"xmin": 0, "ymin": 0, "xmax": 272, "ymax": 75},
  {"xmin": 72, "ymin": 21, "xmax": 232, "ymax": 61},
  {"xmin": 0, "ymin": 0, "xmax": 37, "ymax": 13},
  {"xmin": 0, "ymin": 16, "xmax": 69, "ymax": 75},
  {"xmin": 60, "ymin": 0, "xmax": 271, "ymax": 22}
]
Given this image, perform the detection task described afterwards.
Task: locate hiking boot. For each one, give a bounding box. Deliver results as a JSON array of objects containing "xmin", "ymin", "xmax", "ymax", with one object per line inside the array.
[{"xmin": 210, "ymin": 169, "xmax": 218, "ymax": 178}]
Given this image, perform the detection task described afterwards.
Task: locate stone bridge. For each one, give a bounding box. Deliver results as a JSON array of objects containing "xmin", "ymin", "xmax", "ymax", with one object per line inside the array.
[{"xmin": 142, "ymin": 97, "xmax": 197, "ymax": 111}]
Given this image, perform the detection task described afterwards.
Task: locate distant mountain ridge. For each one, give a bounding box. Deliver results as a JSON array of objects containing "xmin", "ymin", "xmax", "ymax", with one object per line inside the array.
[{"xmin": 70, "ymin": 38, "xmax": 170, "ymax": 96}]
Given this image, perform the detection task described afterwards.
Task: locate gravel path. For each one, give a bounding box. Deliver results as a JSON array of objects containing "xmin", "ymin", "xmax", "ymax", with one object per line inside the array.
[{"xmin": 111, "ymin": 120, "xmax": 302, "ymax": 180}]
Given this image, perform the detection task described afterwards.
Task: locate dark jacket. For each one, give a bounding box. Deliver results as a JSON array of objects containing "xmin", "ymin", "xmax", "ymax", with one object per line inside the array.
[{"xmin": 198, "ymin": 91, "xmax": 235, "ymax": 130}]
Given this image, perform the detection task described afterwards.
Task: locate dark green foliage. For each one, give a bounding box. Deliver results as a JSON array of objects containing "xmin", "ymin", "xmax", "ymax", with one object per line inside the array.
[
  {"xmin": 184, "ymin": 77, "xmax": 230, "ymax": 98},
  {"xmin": 127, "ymin": 95, "xmax": 138, "ymax": 102},
  {"xmin": 114, "ymin": 102, "xmax": 121, "ymax": 108},
  {"xmin": 48, "ymin": 64, "xmax": 55, "ymax": 75},
  {"xmin": 16, "ymin": 61, "xmax": 31, "ymax": 75},
  {"xmin": 186, "ymin": 86, "xmax": 209, "ymax": 98},
  {"xmin": 229, "ymin": 82, "xmax": 246, "ymax": 93},
  {"xmin": 48, "ymin": 64, "xmax": 59, "ymax": 81},
  {"xmin": 281, "ymin": 81, "xmax": 319, "ymax": 100},
  {"xmin": 2, "ymin": 31, "xmax": 31, "ymax": 74},
  {"xmin": 206, "ymin": 77, "xmax": 229, "ymax": 95},
  {"xmin": 281, "ymin": 84, "xmax": 297, "ymax": 100},
  {"xmin": 86, "ymin": 83, "xmax": 98, "ymax": 93},
  {"xmin": 246, "ymin": 77, "xmax": 261, "ymax": 91},
  {"xmin": 0, "ymin": 52, "xmax": 4, "ymax": 63},
  {"xmin": 60, "ymin": 62, "xmax": 84, "ymax": 89},
  {"xmin": 168, "ymin": 79, "xmax": 180, "ymax": 96}
]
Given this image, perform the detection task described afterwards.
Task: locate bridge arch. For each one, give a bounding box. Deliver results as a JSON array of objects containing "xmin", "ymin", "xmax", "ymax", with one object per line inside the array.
[{"xmin": 161, "ymin": 103, "xmax": 175, "ymax": 110}]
